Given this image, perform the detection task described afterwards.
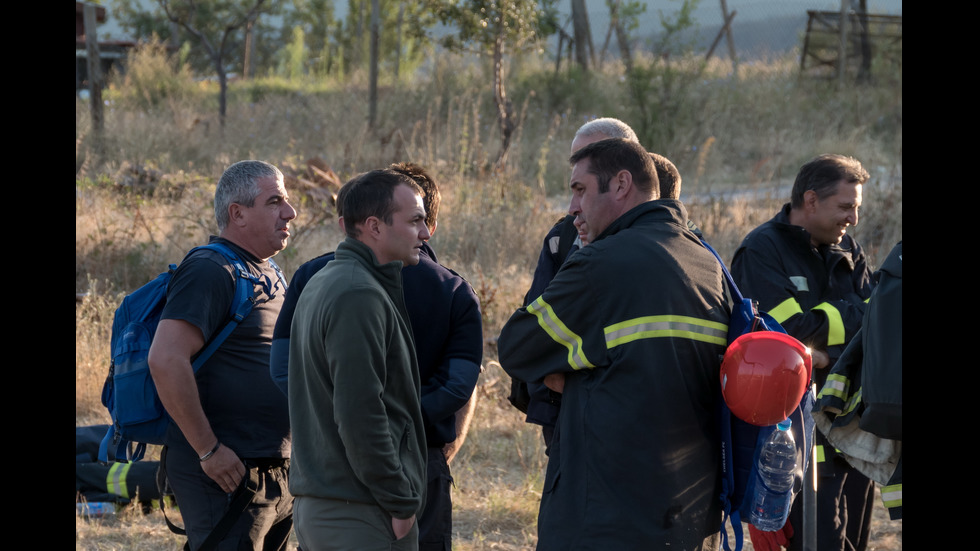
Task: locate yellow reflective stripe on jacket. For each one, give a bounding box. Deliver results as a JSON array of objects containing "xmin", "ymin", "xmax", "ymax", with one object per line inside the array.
[
  {"xmin": 768, "ymin": 297, "xmax": 803, "ymax": 325},
  {"xmin": 106, "ymin": 462, "xmax": 132, "ymax": 498},
  {"xmin": 815, "ymin": 445, "xmax": 827, "ymax": 463},
  {"xmin": 813, "ymin": 302, "xmax": 846, "ymax": 345},
  {"xmin": 605, "ymin": 315, "xmax": 728, "ymax": 348},
  {"xmin": 819, "ymin": 373, "xmax": 851, "ymax": 401},
  {"xmin": 838, "ymin": 387, "xmax": 863, "ymax": 417},
  {"xmin": 881, "ymin": 483, "xmax": 902, "ymax": 509},
  {"xmin": 528, "ymin": 297, "xmax": 595, "ymax": 370},
  {"xmin": 768, "ymin": 298, "xmax": 847, "ymax": 346}
]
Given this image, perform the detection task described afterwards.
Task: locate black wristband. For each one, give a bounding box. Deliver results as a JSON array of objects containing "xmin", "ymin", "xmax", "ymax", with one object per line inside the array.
[{"xmin": 199, "ymin": 441, "xmax": 221, "ymax": 462}]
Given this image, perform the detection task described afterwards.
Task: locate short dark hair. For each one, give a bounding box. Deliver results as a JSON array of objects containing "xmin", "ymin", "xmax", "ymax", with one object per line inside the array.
[
  {"xmin": 338, "ymin": 169, "xmax": 423, "ymax": 238},
  {"xmin": 649, "ymin": 152, "xmax": 681, "ymax": 199},
  {"xmin": 390, "ymin": 162, "xmax": 440, "ymax": 231},
  {"xmin": 791, "ymin": 154, "xmax": 870, "ymax": 208},
  {"xmin": 569, "ymin": 138, "xmax": 658, "ymax": 197}
]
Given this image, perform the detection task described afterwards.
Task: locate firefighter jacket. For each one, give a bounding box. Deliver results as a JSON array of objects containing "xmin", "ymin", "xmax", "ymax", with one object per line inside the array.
[
  {"xmin": 498, "ymin": 199, "xmax": 730, "ymax": 550},
  {"xmin": 814, "ymin": 241, "xmax": 902, "ymax": 519},
  {"xmin": 730, "ymin": 203, "xmax": 875, "ymax": 389}
]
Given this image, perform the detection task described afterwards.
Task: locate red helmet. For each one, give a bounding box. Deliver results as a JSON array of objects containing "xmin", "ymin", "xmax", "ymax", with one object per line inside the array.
[{"xmin": 720, "ymin": 331, "xmax": 812, "ymax": 426}]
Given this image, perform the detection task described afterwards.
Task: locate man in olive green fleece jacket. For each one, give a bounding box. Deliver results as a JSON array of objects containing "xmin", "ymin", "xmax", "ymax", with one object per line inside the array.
[{"xmin": 288, "ymin": 169, "xmax": 430, "ymax": 551}]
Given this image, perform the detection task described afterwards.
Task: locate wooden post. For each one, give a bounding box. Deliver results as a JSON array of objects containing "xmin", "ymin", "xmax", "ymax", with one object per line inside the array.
[
  {"xmin": 83, "ymin": 3, "xmax": 104, "ymax": 156},
  {"xmin": 705, "ymin": 9, "xmax": 737, "ymax": 63},
  {"xmin": 720, "ymin": 0, "xmax": 738, "ymax": 75},
  {"xmin": 368, "ymin": 0, "xmax": 379, "ymax": 129},
  {"xmin": 838, "ymin": 0, "xmax": 849, "ymax": 85}
]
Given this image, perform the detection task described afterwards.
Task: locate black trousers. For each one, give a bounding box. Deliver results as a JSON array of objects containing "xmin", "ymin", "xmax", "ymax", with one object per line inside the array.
[
  {"xmin": 788, "ymin": 432, "xmax": 875, "ymax": 551},
  {"xmin": 165, "ymin": 448, "xmax": 293, "ymax": 551},
  {"xmin": 419, "ymin": 447, "xmax": 454, "ymax": 551}
]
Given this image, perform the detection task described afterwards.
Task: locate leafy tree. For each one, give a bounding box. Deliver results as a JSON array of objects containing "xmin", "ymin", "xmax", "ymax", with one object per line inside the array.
[
  {"xmin": 624, "ymin": 0, "xmax": 703, "ymax": 148},
  {"xmin": 334, "ymin": 1, "xmax": 435, "ymax": 80},
  {"xmin": 111, "ymin": 0, "xmax": 281, "ymax": 129},
  {"xmin": 424, "ymin": 0, "xmax": 559, "ymax": 169},
  {"xmin": 600, "ymin": 0, "xmax": 646, "ymax": 71},
  {"xmin": 160, "ymin": 0, "xmax": 279, "ymax": 128},
  {"xmin": 279, "ymin": 25, "xmax": 309, "ymax": 80},
  {"xmin": 280, "ymin": 0, "xmax": 338, "ymax": 77}
]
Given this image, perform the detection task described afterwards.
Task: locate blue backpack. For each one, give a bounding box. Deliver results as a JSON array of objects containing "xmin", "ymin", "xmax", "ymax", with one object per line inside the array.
[
  {"xmin": 98, "ymin": 242, "xmax": 284, "ymax": 464},
  {"xmin": 700, "ymin": 240, "xmax": 816, "ymax": 551}
]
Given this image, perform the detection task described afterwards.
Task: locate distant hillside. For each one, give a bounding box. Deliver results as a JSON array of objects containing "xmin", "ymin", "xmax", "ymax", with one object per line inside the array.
[
  {"xmin": 571, "ymin": 1, "xmax": 902, "ymax": 61},
  {"xmin": 658, "ymin": 13, "xmax": 811, "ymax": 60}
]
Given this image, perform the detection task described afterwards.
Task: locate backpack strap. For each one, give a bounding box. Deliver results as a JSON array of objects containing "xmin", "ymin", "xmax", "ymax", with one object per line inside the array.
[
  {"xmin": 197, "ymin": 465, "xmax": 260, "ymax": 551},
  {"xmin": 158, "ymin": 446, "xmax": 260, "ymax": 550},
  {"xmin": 697, "ymin": 235, "xmax": 794, "ymax": 551},
  {"xmin": 718, "ymin": 402, "xmax": 744, "ymax": 551},
  {"xmin": 698, "ymin": 235, "xmax": 747, "ymax": 551},
  {"xmin": 186, "ymin": 242, "xmax": 276, "ymax": 370}
]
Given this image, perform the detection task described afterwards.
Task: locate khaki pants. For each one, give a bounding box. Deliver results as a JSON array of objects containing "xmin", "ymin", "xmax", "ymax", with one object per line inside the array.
[{"xmin": 294, "ymin": 495, "xmax": 418, "ymax": 551}]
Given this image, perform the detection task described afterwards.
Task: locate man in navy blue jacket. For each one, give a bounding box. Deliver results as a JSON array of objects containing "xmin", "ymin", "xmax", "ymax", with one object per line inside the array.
[
  {"xmin": 272, "ymin": 162, "xmax": 483, "ymax": 550},
  {"xmin": 731, "ymin": 154, "xmax": 877, "ymax": 551}
]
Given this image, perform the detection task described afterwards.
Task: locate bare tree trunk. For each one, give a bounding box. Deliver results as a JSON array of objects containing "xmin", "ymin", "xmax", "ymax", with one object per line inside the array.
[
  {"xmin": 719, "ymin": 0, "xmax": 738, "ymax": 74},
  {"xmin": 609, "ymin": 0, "xmax": 632, "ymax": 71},
  {"xmin": 395, "ymin": 2, "xmax": 405, "ymax": 79},
  {"xmin": 856, "ymin": 0, "xmax": 872, "ymax": 83},
  {"xmin": 493, "ymin": 29, "xmax": 514, "ymax": 169},
  {"xmin": 243, "ymin": 15, "xmax": 254, "ymax": 80},
  {"xmin": 356, "ymin": 0, "xmax": 366, "ymax": 70},
  {"xmin": 216, "ymin": 55, "xmax": 228, "ymax": 132},
  {"xmin": 369, "ymin": 0, "xmax": 380, "ymax": 128},
  {"xmin": 571, "ymin": 0, "xmax": 591, "ymax": 71},
  {"xmin": 83, "ymin": 4, "xmax": 104, "ymax": 155},
  {"xmin": 838, "ymin": 0, "xmax": 848, "ymax": 85}
]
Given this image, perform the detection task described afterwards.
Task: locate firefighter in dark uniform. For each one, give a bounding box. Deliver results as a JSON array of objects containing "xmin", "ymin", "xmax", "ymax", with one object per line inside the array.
[
  {"xmin": 499, "ymin": 139, "xmax": 730, "ymax": 550},
  {"xmin": 813, "ymin": 241, "xmax": 902, "ymax": 521},
  {"xmin": 731, "ymin": 154, "xmax": 877, "ymax": 551}
]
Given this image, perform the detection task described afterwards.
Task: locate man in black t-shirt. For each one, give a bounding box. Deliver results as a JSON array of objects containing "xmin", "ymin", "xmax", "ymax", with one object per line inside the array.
[{"xmin": 148, "ymin": 160, "xmax": 297, "ymax": 550}]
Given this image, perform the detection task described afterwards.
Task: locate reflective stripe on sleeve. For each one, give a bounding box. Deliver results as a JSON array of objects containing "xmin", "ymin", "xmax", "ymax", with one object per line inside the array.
[
  {"xmin": 106, "ymin": 461, "xmax": 132, "ymax": 498},
  {"xmin": 605, "ymin": 315, "xmax": 728, "ymax": 348},
  {"xmin": 812, "ymin": 302, "xmax": 846, "ymax": 345},
  {"xmin": 527, "ymin": 298, "xmax": 727, "ymax": 370},
  {"xmin": 819, "ymin": 373, "xmax": 851, "ymax": 401},
  {"xmin": 838, "ymin": 387, "xmax": 863, "ymax": 417},
  {"xmin": 881, "ymin": 483, "xmax": 902, "ymax": 509},
  {"xmin": 527, "ymin": 297, "xmax": 595, "ymax": 370},
  {"xmin": 768, "ymin": 297, "xmax": 803, "ymax": 325}
]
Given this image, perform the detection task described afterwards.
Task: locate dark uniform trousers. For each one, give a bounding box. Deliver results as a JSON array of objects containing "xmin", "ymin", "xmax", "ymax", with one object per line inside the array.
[
  {"xmin": 165, "ymin": 449, "xmax": 293, "ymax": 551},
  {"xmin": 788, "ymin": 431, "xmax": 875, "ymax": 551},
  {"xmin": 419, "ymin": 447, "xmax": 453, "ymax": 551}
]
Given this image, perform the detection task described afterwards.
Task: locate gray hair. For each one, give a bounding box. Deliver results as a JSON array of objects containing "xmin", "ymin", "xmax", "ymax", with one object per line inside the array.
[
  {"xmin": 214, "ymin": 160, "xmax": 284, "ymax": 231},
  {"xmin": 574, "ymin": 117, "xmax": 639, "ymax": 143}
]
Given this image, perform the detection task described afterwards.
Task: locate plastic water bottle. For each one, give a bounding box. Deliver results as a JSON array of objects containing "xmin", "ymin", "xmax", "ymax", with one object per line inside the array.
[
  {"xmin": 748, "ymin": 418, "xmax": 797, "ymax": 531},
  {"xmin": 76, "ymin": 501, "xmax": 116, "ymax": 518}
]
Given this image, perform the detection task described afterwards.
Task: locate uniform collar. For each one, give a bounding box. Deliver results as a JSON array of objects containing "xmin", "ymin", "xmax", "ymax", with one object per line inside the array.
[{"xmin": 594, "ymin": 199, "xmax": 689, "ymax": 242}]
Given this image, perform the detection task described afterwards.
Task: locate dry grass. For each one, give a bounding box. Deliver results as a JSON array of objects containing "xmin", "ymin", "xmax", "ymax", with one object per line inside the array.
[{"xmin": 76, "ymin": 48, "xmax": 901, "ymax": 550}]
